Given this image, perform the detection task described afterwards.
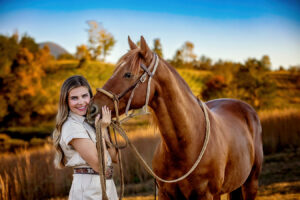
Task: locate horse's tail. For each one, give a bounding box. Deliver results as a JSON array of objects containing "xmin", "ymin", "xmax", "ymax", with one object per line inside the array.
[{"xmin": 229, "ymin": 187, "xmax": 243, "ymax": 200}]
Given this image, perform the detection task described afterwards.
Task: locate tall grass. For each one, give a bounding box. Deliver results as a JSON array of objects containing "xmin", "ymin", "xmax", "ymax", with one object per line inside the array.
[
  {"xmin": 259, "ymin": 108, "xmax": 300, "ymax": 154},
  {"xmin": 0, "ymin": 144, "xmax": 72, "ymax": 200}
]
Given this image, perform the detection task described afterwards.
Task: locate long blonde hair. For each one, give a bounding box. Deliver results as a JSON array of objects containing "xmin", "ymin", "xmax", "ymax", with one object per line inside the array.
[{"xmin": 52, "ymin": 75, "xmax": 93, "ymax": 168}]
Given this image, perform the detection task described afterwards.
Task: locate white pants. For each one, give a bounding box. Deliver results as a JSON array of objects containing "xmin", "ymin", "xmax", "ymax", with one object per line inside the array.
[{"xmin": 69, "ymin": 174, "xmax": 118, "ymax": 200}]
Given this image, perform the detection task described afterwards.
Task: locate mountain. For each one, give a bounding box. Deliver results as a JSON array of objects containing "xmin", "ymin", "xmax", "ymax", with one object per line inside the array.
[{"xmin": 38, "ymin": 42, "xmax": 69, "ymax": 58}]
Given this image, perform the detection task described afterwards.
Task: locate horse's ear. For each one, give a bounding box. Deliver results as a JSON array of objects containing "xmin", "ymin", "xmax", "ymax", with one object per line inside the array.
[
  {"xmin": 140, "ymin": 36, "xmax": 153, "ymax": 65},
  {"xmin": 128, "ymin": 36, "xmax": 137, "ymax": 50}
]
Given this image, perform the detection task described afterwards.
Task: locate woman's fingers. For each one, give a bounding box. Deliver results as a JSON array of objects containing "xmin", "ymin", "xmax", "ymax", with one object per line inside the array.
[
  {"xmin": 95, "ymin": 114, "xmax": 100, "ymax": 125},
  {"xmin": 100, "ymin": 106, "xmax": 111, "ymax": 128}
]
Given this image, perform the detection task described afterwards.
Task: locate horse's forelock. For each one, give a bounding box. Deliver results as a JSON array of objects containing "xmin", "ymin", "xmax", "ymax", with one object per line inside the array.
[{"xmin": 115, "ymin": 49, "xmax": 143, "ymax": 75}]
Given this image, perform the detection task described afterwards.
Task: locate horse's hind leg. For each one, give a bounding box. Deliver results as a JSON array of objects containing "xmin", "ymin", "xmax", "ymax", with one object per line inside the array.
[
  {"xmin": 241, "ymin": 166, "xmax": 260, "ymax": 200},
  {"xmin": 229, "ymin": 187, "xmax": 243, "ymax": 200},
  {"xmin": 241, "ymin": 150, "xmax": 263, "ymax": 200}
]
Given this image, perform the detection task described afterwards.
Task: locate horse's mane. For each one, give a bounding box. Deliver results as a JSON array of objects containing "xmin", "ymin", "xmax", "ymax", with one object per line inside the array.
[{"xmin": 161, "ymin": 59, "xmax": 195, "ymax": 97}]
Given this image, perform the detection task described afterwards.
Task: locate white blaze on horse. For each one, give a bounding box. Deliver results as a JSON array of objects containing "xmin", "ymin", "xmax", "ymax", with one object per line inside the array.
[{"xmin": 87, "ymin": 36, "xmax": 263, "ymax": 200}]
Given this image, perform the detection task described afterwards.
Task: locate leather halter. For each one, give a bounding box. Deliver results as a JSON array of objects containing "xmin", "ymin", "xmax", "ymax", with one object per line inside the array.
[{"xmin": 96, "ymin": 53, "xmax": 159, "ymax": 120}]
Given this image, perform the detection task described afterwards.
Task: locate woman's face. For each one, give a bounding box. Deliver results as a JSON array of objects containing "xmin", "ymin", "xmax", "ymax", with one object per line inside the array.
[{"xmin": 68, "ymin": 86, "xmax": 91, "ymax": 116}]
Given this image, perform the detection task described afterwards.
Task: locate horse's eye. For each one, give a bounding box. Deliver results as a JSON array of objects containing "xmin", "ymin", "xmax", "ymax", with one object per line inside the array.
[{"xmin": 124, "ymin": 72, "xmax": 132, "ymax": 79}]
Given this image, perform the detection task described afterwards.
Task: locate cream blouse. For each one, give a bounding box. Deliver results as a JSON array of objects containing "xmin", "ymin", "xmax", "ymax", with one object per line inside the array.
[{"xmin": 60, "ymin": 111, "xmax": 112, "ymax": 168}]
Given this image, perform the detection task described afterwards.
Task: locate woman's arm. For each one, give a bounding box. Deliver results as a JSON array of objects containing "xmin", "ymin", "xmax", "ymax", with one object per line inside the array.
[{"xmin": 70, "ymin": 138, "xmax": 100, "ymax": 172}]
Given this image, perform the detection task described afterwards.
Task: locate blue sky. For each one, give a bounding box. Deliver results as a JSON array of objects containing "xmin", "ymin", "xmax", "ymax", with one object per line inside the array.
[{"xmin": 0, "ymin": 0, "xmax": 299, "ymax": 69}]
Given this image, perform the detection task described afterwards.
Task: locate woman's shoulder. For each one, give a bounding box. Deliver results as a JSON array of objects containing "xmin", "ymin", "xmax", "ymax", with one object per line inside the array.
[
  {"xmin": 60, "ymin": 116, "xmax": 90, "ymax": 145},
  {"xmin": 62, "ymin": 116, "xmax": 84, "ymax": 132}
]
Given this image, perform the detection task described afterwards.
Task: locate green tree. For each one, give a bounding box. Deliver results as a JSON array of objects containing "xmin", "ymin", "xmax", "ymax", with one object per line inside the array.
[
  {"xmin": 232, "ymin": 58, "xmax": 276, "ymax": 109},
  {"xmin": 86, "ymin": 21, "xmax": 116, "ymax": 61},
  {"xmin": 152, "ymin": 38, "xmax": 163, "ymax": 58},
  {"xmin": 196, "ymin": 55, "xmax": 212, "ymax": 70},
  {"xmin": 0, "ymin": 33, "xmax": 19, "ymax": 76},
  {"xmin": 19, "ymin": 34, "xmax": 39, "ymax": 54},
  {"xmin": 170, "ymin": 49, "xmax": 184, "ymax": 68}
]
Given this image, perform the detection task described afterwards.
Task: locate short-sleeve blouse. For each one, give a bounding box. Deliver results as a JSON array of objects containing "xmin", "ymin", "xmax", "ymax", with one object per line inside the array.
[{"xmin": 60, "ymin": 111, "xmax": 111, "ymax": 167}]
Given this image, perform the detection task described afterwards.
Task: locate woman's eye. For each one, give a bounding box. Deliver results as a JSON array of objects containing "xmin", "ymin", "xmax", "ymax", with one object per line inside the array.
[
  {"xmin": 124, "ymin": 72, "xmax": 132, "ymax": 79},
  {"xmin": 71, "ymin": 96, "xmax": 77, "ymax": 100}
]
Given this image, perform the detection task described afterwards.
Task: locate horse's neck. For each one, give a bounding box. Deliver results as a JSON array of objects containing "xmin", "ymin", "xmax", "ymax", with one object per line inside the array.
[{"xmin": 150, "ymin": 63, "xmax": 206, "ymax": 154}]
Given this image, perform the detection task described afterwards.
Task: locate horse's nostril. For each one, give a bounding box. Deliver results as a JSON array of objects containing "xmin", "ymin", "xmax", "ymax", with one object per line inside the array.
[
  {"xmin": 90, "ymin": 104, "xmax": 98, "ymax": 116},
  {"xmin": 90, "ymin": 105, "xmax": 96, "ymax": 114}
]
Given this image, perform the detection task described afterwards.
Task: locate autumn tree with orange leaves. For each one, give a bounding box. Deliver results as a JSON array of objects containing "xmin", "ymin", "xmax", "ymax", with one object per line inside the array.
[{"xmin": 0, "ymin": 33, "xmax": 51, "ymax": 126}]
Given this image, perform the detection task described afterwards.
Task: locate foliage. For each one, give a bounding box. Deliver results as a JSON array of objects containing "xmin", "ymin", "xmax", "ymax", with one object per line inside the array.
[
  {"xmin": 0, "ymin": 33, "xmax": 51, "ymax": 126},
  {"xmin": 152, "ymin": 38, "xmax": 163, "ymax": 58},
  {"xmin": 201, "ymin": 56, "xmax": 276, "ymax": 109},
  {"xmin": 170, "ymin": 41, "xmax": 197, "ymax": 68},
  {"xmin": 57, "ymin": 53, "xmax": 75, "ymax": 60},
  {"xmin": 86, "ymin": 20, "xmax": 116, "ymax": 61}
]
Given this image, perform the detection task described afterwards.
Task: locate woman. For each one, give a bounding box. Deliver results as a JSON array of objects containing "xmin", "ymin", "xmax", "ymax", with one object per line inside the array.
[{"xmin": 52, "ymin": 75, "xmax": 118, "ymax": 200}]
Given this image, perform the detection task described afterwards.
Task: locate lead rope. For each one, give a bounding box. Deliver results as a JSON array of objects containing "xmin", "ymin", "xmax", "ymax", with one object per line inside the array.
[{"xmin": 95, "ymin": 123, "xmax": 109, "ymax": 200}]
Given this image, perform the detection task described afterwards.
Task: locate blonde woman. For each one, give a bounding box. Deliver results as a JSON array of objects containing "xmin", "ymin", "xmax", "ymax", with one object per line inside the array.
[{"xmin": 53, "ymin": 75, "xmax": 118, "ymax": 200}]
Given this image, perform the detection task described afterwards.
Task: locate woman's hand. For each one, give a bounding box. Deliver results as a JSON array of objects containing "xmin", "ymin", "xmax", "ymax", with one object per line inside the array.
[{"xmin": 95, "ymin": 105, "xmax": 111, "ymax": 129}]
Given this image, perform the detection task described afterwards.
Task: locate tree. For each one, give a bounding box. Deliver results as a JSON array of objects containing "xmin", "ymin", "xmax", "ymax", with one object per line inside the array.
[
  {"xmin": 170, "ymin": 49, "xmax": 184, "ymax": 68},
  {"xmin": 170, "ymin": 41, "xmax": 197, "ymax": 68},
  {"xmin": 86, "ymin": 21, "xmax": 116, "ymax": 61},
  {"xmin": 201, "ymin": 75, "xmax": 228, "ymax": 100},
  {"xmin": 152, "ymin": 38, "xmax": 163, "ymax": 58},
  {"xmin": 0, "ymin": 34, "xmax": 19, "ymax": 76},
  {"xmin": 195, "ymin": 55, "xmax": 212, "ymax": 70},
  {"xmin": 181, "ymin": 41, "xmax": 197, "ymax": 63},
  {"xmin": 232, "ymin": 58, "xmax": 276, "ymax": 109},
  {"xmin": 0, "ymin": 33, "xmax": 49, "ymax": 126},
  {"xmin": 19, "ymin": 34, "xmax": 39, "ymax": 54},
  {"xmin": 75, "ymin": 44, "xmax": 91, "ymax": 60},
  {"xmin": 260, "ymin": 55, "xmax": 271, "ymax": 71}
]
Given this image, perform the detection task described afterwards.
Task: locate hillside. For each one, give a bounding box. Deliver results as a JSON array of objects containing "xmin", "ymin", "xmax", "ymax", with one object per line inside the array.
[
  {"xmin": 39, "ymin": 42, "xmax": 69, "ymax": 58},
  {"xmin": 44, "ymin": 60, "xmax": 300, "ymax": 114}
]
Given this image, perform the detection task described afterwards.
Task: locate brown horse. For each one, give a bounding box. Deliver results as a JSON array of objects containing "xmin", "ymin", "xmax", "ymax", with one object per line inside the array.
[{"xmin": 87, "ymin": 36, "xmax": 263, "ymax": 200}]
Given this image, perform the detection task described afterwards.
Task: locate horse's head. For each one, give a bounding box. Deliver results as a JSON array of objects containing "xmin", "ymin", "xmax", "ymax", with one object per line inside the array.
[{"xmin": 86, "ymin": 36, "xmax": 158, "ymax": 123}]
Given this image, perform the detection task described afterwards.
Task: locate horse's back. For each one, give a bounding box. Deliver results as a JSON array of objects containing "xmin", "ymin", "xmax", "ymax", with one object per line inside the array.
[{"xmin": 206, "ymin": 98, "xmax": 261, "ymax": 138}]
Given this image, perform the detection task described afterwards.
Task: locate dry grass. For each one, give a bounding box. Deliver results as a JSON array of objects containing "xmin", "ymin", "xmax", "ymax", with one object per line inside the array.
[
  {"xmin": 0, "ymin": 144, "xmax": 73, "ymax": 200},
  {"xmin": 259, "ymin": 108, "xmax": 300, "ymax": 154}
]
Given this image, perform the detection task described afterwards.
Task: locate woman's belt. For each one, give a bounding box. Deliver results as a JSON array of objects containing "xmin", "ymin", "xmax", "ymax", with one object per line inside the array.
[{"xmin": 74, "ymin": 166, "xmax": 113, "ymax": 179}]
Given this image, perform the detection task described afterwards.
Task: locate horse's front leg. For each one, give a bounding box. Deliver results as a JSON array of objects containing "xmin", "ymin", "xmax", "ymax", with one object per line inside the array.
[
  {"xmin": 213, "ymin": 195, "xmax": 221, "ymax": 200},
  {"xmin": 158, "ymin": 191, "xmax": 171, "ymax": 200}
]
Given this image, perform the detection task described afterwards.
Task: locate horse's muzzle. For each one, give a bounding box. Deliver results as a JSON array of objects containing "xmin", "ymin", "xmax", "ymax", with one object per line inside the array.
[{"xmin": 86, "ymin": 103, "xmax": 99, "ymax": 124}]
